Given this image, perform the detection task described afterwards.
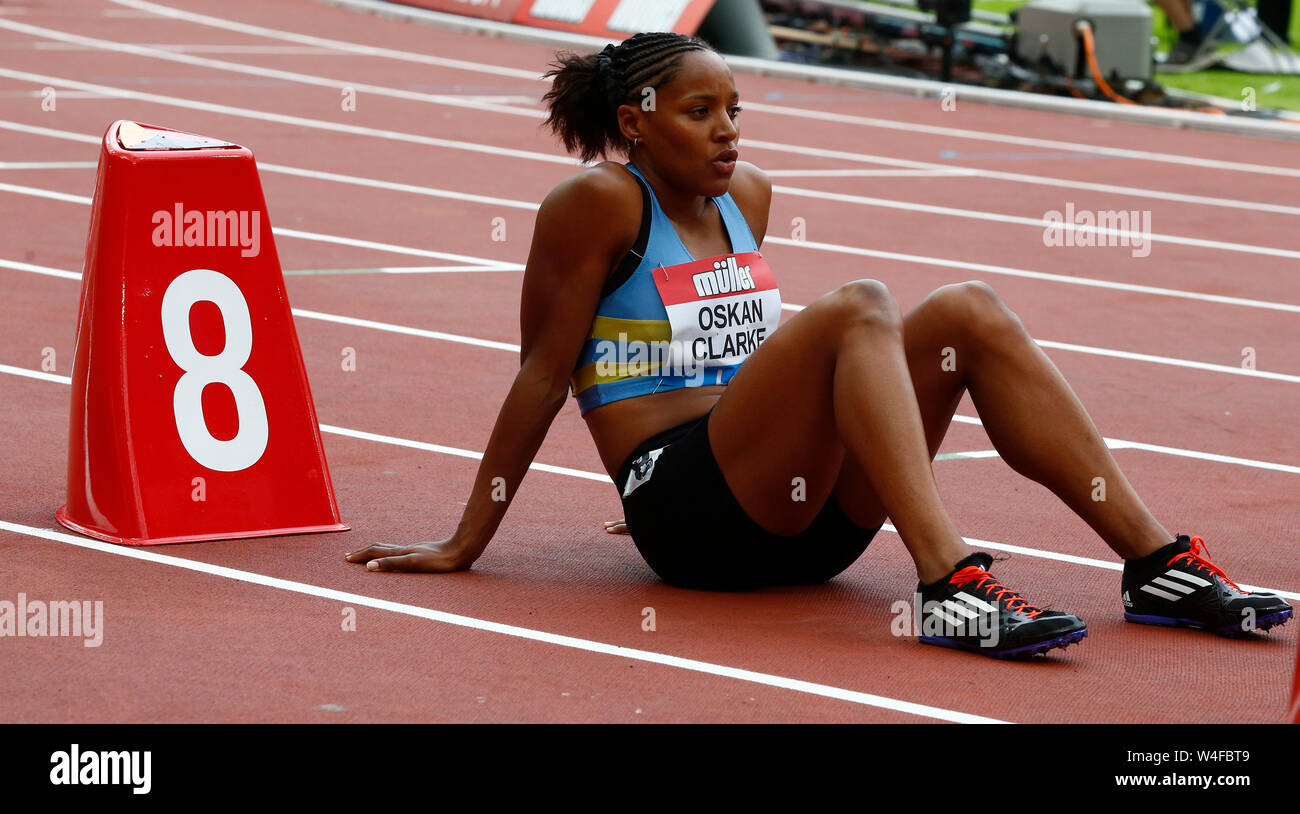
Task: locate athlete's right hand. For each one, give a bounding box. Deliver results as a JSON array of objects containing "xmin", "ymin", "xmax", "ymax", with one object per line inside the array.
[{"xmin": 345, "ymin": 538, "xmax": 473, "ymax": 573}]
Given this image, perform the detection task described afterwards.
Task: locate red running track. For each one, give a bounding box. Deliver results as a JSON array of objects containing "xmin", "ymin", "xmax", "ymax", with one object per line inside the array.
[{"xmin": 0, "ymin": 0, "xmax": 1297, "ymax": 723}]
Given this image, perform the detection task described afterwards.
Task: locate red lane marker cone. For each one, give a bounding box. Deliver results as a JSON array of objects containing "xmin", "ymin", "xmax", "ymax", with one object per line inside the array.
[{"xmin": 56, "ymin": 120, "xmax": 349, "ymax": 545}]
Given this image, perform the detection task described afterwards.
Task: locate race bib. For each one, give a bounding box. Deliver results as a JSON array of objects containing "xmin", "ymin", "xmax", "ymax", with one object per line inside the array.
[{"xmin": 651, "ymin": 252, "xmax": 781, "ymax": 376}]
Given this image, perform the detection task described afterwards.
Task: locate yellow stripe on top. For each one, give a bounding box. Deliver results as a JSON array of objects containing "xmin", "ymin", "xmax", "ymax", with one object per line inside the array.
[
  {"xmin": 589, "ymin": 315, "xmax": 671, "ymax": 344},
  {"xmin": 571, "ymin": 315, "xmax": 673, "ymax": 396},
  {"xmin": 571, "ymin": 359, "xmax": 675, "ymax": 395}
]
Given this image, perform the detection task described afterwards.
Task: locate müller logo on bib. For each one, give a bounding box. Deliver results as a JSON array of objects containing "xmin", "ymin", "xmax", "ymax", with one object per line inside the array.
[{"xmin": 692, "ymin": 256, "xmax": 755, "ymax": 297}]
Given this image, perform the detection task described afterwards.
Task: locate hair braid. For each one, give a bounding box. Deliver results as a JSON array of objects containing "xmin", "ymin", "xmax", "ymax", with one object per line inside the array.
[{"xmin": 542, "ymin": 32, "xmax": 717, "ymax": 163}]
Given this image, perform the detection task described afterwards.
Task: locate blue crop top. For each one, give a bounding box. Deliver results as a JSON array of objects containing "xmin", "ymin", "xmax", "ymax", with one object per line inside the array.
[{"xmin": 568, "ymin": 163, "xmax": 782, "ymax": 415}]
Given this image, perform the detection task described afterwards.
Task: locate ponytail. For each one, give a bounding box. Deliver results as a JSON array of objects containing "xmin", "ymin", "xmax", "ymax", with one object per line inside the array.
[{"xmin": 542, "ymin": 32, "xmax": 717, "ymax": 163}]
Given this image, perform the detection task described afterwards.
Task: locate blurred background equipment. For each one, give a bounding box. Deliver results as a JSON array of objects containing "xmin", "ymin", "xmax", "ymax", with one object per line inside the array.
[
  {"xmin": 1015, "ymin": 0, "xmax": 1153, "ymax": 81},
  {"xmin": 752, "ymin": 0, "xmax": 1297, "ymax": 113},
  {"xmin": 380, "ymin": 0, "xmax": 1299, "ymax": 112}
]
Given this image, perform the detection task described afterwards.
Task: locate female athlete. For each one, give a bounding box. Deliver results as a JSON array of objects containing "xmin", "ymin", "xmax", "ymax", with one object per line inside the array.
[{"xmin": 346, "ymin": 33, "xmax": 1290, "ymax": 658}]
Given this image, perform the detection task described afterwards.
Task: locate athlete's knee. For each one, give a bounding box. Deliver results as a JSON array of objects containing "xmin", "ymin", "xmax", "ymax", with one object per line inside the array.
[
  {"xmin": 927, "ymin": 280, "xmax": 1022, "ymax": 340},
  {"xmin": 833, "ymin": 279, "xmax": 901, "ymax": 333}
]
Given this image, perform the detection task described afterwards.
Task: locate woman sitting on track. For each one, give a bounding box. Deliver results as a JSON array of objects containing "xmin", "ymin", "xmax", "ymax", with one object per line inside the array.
[{"xmin": 346, "ymin": 33, "xmax": 1291, "ymax": 658}]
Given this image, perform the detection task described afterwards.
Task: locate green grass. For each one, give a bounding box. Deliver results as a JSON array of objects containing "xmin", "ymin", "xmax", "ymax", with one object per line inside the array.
[
  {"xmin": 1158, "ymin": 69, "xmax": 1300, "ymax": 108},
  {"xmin": 972, "ymin": 0, "xmax": 1026, "ymax": 15},
  {"xmin": 971, "ymin": 0, "xmax": 1300, "ymax": 111}
]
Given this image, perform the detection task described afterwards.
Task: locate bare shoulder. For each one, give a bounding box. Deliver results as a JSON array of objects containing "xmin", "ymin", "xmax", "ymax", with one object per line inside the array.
[
  {"xmin": 726, "ymin": 160, "xmax": 772, "ymax": 245},
  {"xmin": 731, "ymin": 160, "xmax": 771, "ymax": 196},
  {"xmin": 527, "ymin": 162, "xmax": 642, "ymax": 290},
  {"xmin": 542, "ymin": 162, "xmax": 640, "ymax": 225}
]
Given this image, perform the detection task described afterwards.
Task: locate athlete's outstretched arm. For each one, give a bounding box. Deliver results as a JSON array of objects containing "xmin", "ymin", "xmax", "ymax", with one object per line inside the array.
[{"xmin": 347, "ymin": 169, "xmax": 639, "ymax": 572}]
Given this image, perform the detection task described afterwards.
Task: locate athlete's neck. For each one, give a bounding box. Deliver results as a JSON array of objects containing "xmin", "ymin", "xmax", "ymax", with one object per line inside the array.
[{"xmin": 630, "ymin": 161, "xmax": 716, "ymax": 224}]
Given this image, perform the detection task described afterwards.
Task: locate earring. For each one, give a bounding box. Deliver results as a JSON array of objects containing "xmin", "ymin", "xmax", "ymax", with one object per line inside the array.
[{"xmin": 633, "ymin": 137, "xmax": 639, "ymax": 148}]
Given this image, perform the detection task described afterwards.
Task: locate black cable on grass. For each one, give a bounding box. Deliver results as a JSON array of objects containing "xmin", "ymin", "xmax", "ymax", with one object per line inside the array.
[{"xmin": 542, "ymin": 32, "xmax": 718, "ymax": 163}]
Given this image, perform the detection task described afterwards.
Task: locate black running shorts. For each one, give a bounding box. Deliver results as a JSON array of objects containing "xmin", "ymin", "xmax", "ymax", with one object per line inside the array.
[{"xmin": 616, "ymin": 409, "xmax": 881, "ymax": 590}]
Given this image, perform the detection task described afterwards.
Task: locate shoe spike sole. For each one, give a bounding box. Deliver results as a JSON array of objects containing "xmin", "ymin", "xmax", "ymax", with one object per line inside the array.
[
  {"xmin": 1124, "ymin": 607, "xmax": 1293, "ymax": 637},
  {"xmin": 919, "ymin": 628, "xmax": 1088, "ymax": 660}
]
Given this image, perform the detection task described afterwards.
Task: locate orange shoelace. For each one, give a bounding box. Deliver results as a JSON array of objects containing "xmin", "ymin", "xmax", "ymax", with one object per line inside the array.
[
  {"xmin": 949, "ymin": 566, "xmax": 1043, "ymax": 618},
  {"xmin": 1168, "ymin": 536, "xmax": 1241, "ymax": 592}
]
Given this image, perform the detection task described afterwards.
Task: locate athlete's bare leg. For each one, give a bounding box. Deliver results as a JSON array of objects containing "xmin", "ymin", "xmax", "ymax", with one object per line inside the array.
[{"xmin": 708, "ymin": 280, "xmax": 1171, "ymax": 584}]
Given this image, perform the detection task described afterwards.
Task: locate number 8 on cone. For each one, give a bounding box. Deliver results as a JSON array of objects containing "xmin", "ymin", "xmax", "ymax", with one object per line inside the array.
[{"xmin": 57, "ymin": 121, "xmax": 348, "ymax": 545}]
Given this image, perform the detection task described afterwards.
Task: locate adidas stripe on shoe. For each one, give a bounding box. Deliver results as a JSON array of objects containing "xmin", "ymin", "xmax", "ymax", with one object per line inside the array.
[
  {"xmin": 1122, "ymin": 535, "xmax": 1293, "ymax": 637},
  {"xmin": 914, "ymin": 552, "xmax": 1087, "ymax": 659}
]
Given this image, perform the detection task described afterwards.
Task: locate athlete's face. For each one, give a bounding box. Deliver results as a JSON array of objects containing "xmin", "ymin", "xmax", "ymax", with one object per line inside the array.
[{"xmin": 629, "ymin": 50, "xmax": 740, "ymax": 198}]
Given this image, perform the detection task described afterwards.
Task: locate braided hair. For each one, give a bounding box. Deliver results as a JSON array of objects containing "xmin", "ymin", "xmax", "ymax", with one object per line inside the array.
[{"xmin": 542, "ymin": 32, "xmax": 718, "ymax": 164}]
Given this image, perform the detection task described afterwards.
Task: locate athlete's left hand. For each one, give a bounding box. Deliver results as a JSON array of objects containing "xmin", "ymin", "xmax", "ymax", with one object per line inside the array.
[{"xmin": 603, "ymin": 518, "xmax": 629, "ymax": 535}]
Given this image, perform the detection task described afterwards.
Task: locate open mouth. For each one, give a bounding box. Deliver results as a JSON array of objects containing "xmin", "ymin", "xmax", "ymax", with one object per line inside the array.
[{"xmin": 712, "ymin": 149, "xmax": 738, "ymax": 174}]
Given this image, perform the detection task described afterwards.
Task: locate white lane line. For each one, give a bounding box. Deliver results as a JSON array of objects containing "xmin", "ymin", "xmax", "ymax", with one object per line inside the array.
[
  {"xmin": 274, "ymin": 227, "xmax": 521, "ymax": 268},
  {"xmin": 947, "ymin": 414, "xmax": 1300, "ymax": 475},
  {"xmin": 771, "ymin": 184, "xmax": 1300, "ymax": 261},
  {"xmin": 3, "ymin": 269, "xmax": 1297, "ymax": 476},
  {"xmin": 0, "ymin": 18, "xmax": 539, "ymax": 119},
  {"xmin": 1, "ymin": 61, "xmax": 1295, "ymax": 259},
  {"xmin": 261, "ymin": 161, "xmax": 542, "ymax": 212},
  {"xmin": 1, "ymin": 262, "xmax": 522, "ymax": 349},
  {"xmin": 761, "ymin": 236, "xmax": 1300, "ymax": 315},
  {"xmin": 0, "ymin": 362, "xmax": 596, "ymax": 478},
  {"xmin": 738, "ymin": 100, "xmax": 1300, "ymax": 179},
  {"xmin": 105, "ymin": 0, "xmax": 547, "ymax": 81},
  {"xmin": 764, "ymin": 169, "xmax": 977, "ymax": 178},
  {"xmin": 30, "ymin": 42, "xmax": 359, "ymax": 55},
  {"xmin": 370, "ymin": 264, "xmax": 521, "ymax": 273},
  {"xmin": 0, "ymin": 519, "xmax": 999, "ymax": 724},
  {"xmin": 0, "ymin": 67, "xmax": 578, "ymax": 167},
  {"xmin": 1035, "ymin": 339, "xmax": 1300, "ymax": 383},
  {"xmin": 0, "ymin": 181, "xmax": 89, "ymax": 204},
  {"xmin": 0, "ymin": 122, "xmax": 99, "ymax": 145},
  {"xmin": 934, "ymin": 450, "xmax": 1003, "ymax": 461},
  {"xmin": 292, "ymin": 308, "xmax": 522, "ymax": 353},
  {"xmin": 4, "ymin": 362, "xmax": 1298, "ymax": 600},
  {"xmin": 106, "ymin": 0, "xmax": 1300, "ymax": 180},
  {"xmin": 6, "ymin": 171, "xmax": 1297, "ymax": 383},
  {"xmin": 14, "ymin": 16, "xmax": 1300, "ymax": 223},
  {"xmin": 4, "ymin": 363, "xmax": 1296, "ymax": 601},
  {"xmin": 317, "ymin": 424, "xmax": 608, "ymax": 482},
  {"xmin": 1, "ymin": 89, "xmax": 112, "ymax": 99},
  {"xmin": 0, "ymin": 182, "xmax": 517, "ymax": 267},
  {"xmin": 0, "ymin": 119, "xmax": 546, "ymax": 212},
  {"xmin": 0, "ymin": 363, "xmax": 73, "ymax": 384},
  {"xmin": 744, "ymin": 137, "xmax": 1300, "ymax": 218},
  {"xmin": 1, "ymin": 133, "xmax": 1295, "ymax": 315},
  {"xmin": 777, "ymin": 298, "xmax": 1300, "ymax": 383},
  {"xmin": 0, "ymin": 161, "xmax": 98, "ymax": 170},
  {"xmin": 0, "ymin": 258, "xmax": 81, "ymax": 279},
  {"xmin": 2, "ymin": 189, "xmax": 1294, "ymax": 386},
  {"xmin": 284, "ymin": 265, "xmax": 524, "ymax": 275}
]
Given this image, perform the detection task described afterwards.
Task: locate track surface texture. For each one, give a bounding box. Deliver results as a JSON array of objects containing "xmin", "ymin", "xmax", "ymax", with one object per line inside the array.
[{"xmin": 0, "ymin": 0, "xmax": 1297, "ymax": 724}]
